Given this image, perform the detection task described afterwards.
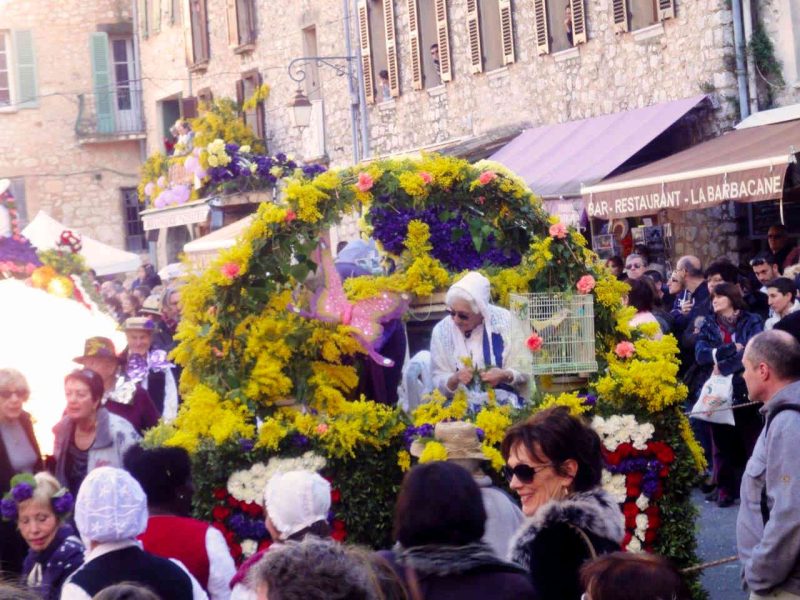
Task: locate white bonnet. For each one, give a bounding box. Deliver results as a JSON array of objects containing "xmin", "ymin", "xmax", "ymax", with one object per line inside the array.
[
  {"xmin": 448, "ymin": 271, "xmax": 491, "ymax": 316},
  {"xmin": 263, "ymin": 470, "xmax": 331, "ymax": 539},
  {"xmin": 75, "ymin": 466, "xmax": 148, "ymax": 545}
]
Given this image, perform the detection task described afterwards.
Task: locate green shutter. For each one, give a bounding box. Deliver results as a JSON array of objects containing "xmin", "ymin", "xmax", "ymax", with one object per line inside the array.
[
  {"xmin": 90, "ymin": 32, "xmax": 114, "ymax": 133},
  {"xmin": 139, "ymin": 0, "xmax": 149, "ymax": 39},
  {"xmin": 13, "ymin": 30, "xmax": 38, "ymax": 108}
]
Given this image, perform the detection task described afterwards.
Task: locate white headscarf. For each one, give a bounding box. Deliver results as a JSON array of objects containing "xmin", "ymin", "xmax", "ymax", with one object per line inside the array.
[
  {"xmin": 448, "ymin": 271, "xmax": 498, "ymax": 367},
  {"xmin": 74, "ymin": 466, "xmax": 148, "ymax": 546},
  {"xmin": 263, "ymin": 470, "xmax": 331, "ymax": 539}
]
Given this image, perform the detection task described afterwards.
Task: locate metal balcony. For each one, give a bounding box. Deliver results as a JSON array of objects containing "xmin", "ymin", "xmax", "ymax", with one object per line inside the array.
[{"xmin": 75, "ymin": 86, "xmax": 146, "ymax": 142}]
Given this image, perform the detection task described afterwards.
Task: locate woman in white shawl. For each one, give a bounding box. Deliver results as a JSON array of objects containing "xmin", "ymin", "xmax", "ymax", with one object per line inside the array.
[{"xmin": 430, "ymin": 272, "xmax": 529, "ymax": 408}]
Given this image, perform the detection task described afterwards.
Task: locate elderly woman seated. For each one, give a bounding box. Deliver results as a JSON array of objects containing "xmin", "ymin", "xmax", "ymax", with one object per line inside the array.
[{"xmin": 430, "ymin": 272, "xmax": 529, "ymax": 408}]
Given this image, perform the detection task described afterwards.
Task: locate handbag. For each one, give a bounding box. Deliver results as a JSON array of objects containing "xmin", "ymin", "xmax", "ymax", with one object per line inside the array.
[{"xmin": 690, "ymin": 373, "xmax": 735, "ymax": 426}]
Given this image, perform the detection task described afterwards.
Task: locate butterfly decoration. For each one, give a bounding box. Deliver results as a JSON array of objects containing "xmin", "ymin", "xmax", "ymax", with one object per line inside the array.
[{"xmin": 288, "ymin": 239, "xmax": 410, "ymax": 367}]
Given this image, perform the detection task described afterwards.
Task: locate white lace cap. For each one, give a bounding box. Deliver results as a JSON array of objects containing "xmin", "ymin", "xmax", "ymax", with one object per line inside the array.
[
  {"xmin": 263, "ymin": 470, "xmax": 331, "ymax": 539},
  {"xmin": 75, "ymin": 466, "xmax": 148, "ymax": 544}
]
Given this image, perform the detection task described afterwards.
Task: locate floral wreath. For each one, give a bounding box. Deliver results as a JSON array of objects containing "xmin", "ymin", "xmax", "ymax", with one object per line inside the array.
[
  {"xmin": 0, "ymin": 474, "xmax": 74, "ymax": 522},
  {"xmin": 58, "ymin": 230, "xmax": 83, "ymax": 254}
]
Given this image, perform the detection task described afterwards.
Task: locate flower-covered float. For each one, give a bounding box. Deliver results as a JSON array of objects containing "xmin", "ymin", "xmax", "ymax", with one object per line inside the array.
[{"xmin": 144, "ymin": 154, "xmax": 707, "ymax": 596}]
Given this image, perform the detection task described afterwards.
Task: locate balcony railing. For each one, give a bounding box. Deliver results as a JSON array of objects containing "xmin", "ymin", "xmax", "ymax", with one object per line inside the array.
[{"xmin": 76, "ymin": 86, "xmax": 145, "ymax": 140}]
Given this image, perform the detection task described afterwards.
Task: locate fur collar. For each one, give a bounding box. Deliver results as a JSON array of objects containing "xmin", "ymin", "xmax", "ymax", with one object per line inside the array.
[{"xmin": 508, "ymin": 488, "xmax": 624, "ymax": 565}]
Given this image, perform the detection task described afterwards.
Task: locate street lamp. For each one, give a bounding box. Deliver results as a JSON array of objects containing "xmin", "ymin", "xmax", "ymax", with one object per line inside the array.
[{"xmin": 289, "ymin": 88, "xmax": 313, "ymax": 129}]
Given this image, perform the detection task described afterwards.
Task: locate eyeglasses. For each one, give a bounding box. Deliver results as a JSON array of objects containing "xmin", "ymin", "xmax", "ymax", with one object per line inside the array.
[
  {"xmin": 0, "ymin": 389, "xmax": 29, "ymax": 401},
  {"xmin": 447, "ymin": 309, "xmax": 472, "ymax": 321},
  {"xmin": 501, "ymin": 463, "xmax": 553, "ymax": 484},
  {"xmin": 625, "ymin": 263, "xmax": 643, "ymax": 270}
]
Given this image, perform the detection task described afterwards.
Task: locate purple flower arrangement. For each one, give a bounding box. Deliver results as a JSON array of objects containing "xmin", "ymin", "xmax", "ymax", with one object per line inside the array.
[
  {"xmin": 606, "ymin": 457, "xmax": 665, "ymax": 499},
  {"xmin": 0, "ymin": 235, "xmax": 43, "ymax": 277},
  {"xmin": 403, "ymin": 423, "xmax": 435, "ymax": 449},
  {"xmin": 227, "ymin": 512, "xmax": 267, "ymax": 540},
  {"xmin": 0, "ymin": 498, "xmax": 17, "ymax": 521}
]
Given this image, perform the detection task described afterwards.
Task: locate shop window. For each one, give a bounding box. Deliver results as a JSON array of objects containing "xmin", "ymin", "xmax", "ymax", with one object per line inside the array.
[
  {"xmin": 357, "ymin": 0, "xmax": 399, "ymax": 103},
  {"xmin": 408, "ymin": 0, "xmax": 452, "ymax": 89},
  {"xmin": 612, "ymin": 0, "xmax": 674, "ymax": 33},
  {"xmin": 0, "ymin": 30, "xmax": 37, "ymax": 109},
  {"xmin": 184, "ymin": 0, "xmax": 210, "ymax": 67},
  {"xmin": 122, "ymin": 188, "xmax": 147, "ymax": 252},
  {"xmin": 227, "ymin": 0, "xmax": 257, "ymax": 49},
  {"xmin": 466, "ymin": 0, "xmax": 514, "ymax": 74},
  {"xmin": 237, "ymin": 70, "xmax": 264, "ymax": 139}
]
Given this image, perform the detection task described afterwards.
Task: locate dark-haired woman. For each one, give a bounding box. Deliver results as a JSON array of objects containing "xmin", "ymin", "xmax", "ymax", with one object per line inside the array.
[
  {"xmin": 52, "ymin": 369, "xmax": 141, "ymax": 495},
  {"xmin": 580, "ymin": 552, "xmax": 691, "ymax": 600},
  {"xmin": 503, "ymin": 406, "xmax": 624, "ymax": 600},
  {"xmin": 625, "ymin": 278, "xmax": 663, "ymax": 339},
  {"xmin": 124, "ymin": 445, "xmax": 235, "ymax": 600},
  {"xmin": 695, "ymin": 282, "xmax": 763, "ymax": 507},
  {"xmin": 378, "ymin": 461, "xmax": 537, "ymax": 600}
]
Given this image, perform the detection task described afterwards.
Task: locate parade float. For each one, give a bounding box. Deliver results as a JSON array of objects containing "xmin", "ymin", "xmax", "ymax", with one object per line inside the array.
[{"xmin": 138, "ymin": 141, "xmax": 707, "ymax": 595}]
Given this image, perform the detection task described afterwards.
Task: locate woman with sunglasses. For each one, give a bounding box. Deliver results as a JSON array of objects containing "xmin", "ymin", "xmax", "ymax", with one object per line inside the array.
[
  {"xmin": 0, "ymin": 368, "xmax": 43, "ymax": 576},
  {"xmin": 504, "ymin": 407, "xmax": 624, "ymax": 600},
  {"xmin": 430, "ymin": 272, "xmax": 529, "ymax": 408}
]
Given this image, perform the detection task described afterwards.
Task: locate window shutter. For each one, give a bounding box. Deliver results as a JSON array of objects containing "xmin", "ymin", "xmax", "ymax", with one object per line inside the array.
[
  {"xmin": 532, "ymin": 0, "xmax": 550, "ymax": 55},
  {"xmin": 407, "ymin": 0, "xmax": 422, "ymax": 90},
  {"xmin": 498, "ymin": 0, "xmax": 514, "ymax": 65},
  {"xmin": 226, "ymin": 0, "xmax": 239, "ymax": 46},
  {"xmin": 138, "ymin": 0, "xmax": 149, "ymax": 39},
  {"xmin": 235, "ymin": 80, "xmax": 244, "ymax": 107},
  {"xmin": 357, "ymin": 0, "xmax": 375, "ymax": 104},
  {"xmin": 570, "ymin": 0, "xmax": 587, "ymax": 44},
  {"xmin": 658, "ymin": 0, "xmax": 675, "ymax": 20},
  {"xmin": 89, "ymin": 32, "xmax": 114, "ymax": 133},
  {"xmin": 465, "ymin": 0, "xmax": 482, "ymax": 73},
  {"xmin": 13, "ymin": 30, "xmax": 38, "ymax": 108},
  {"xmin": 612, "ymin": 0, "xmax": 629, "ymax": 32},
  {"xmin": 383, "ymin": 0, "xmax": 399, "ymax": 97},
  {"xmin": 181, "ymin": 96, "xmax": 198, "ymax": 118},
  {"xmin": 152, "ymin": 0, "xmax": 161, "ymax": 33},
  {"xmin": 182, "ymin": 0, "xmax": 195, "ymax": 64},
  {"xmin": 434, "ymin": 0, "xmax": 452, "ymax": 82}
]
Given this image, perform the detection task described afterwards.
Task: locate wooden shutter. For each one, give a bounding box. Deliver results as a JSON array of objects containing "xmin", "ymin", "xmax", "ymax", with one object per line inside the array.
[
  {"xmin": 181, "ymin": 96, "xmax": 198, "ymax": 118},
  {"xmin": 383, "ymin": 0, "xmax": 399, "ymax": 97},
  {"xmin": 89, "ymin": 32, "xmax": 114, "ymax": 133},
  {"xmin": 658, "ymin": 0, "xmax": 675, "ymax": 20},
  {"xmin": 532, "ymin": 0, "xmax": 549, "ymax": 55},
  {"xmin": 357, "ymin": 0, "xmax": 375, "ymax": 104},
  {"xmin": 226, "ymin": 0, "xmax": 239, "ymax": 46},
  {"xmin": 498, "ymin": 0, "xmax": 514, "ymax": 65},
  {"xmin": 138, "ymin": 0, "xmax": 149, "ymax": 39},
  {"xmin": 235, "ymin": 79, "xmax": 244, "ymax": 106},
  {"xmin": 13, "ymin": 30, "xmax": 37, "ymax": 108},
  {"xmin": 434, "ymin": 0, "xmax": 452, "ymax": 82},
  {"xmin": 407, "ymin": 0, "xmax": 422, "ymax": 90},
  {"xmin": 612, "ymin": 0, "xmax": 629, "ymax": 32},
  {"xmin": 198, "ymin": 0, "xmax": 210, "ymax": 61},
  {"xmin": 570, "ymin": 0, "xmax": 587, "ymax": 45},
  {"xmin": 152, "ymin": 0, "xmax": 161, "ymax": 33},
  {"xmin": 465, "ymin": 0, "xmax": 482, "ymax": 73},
  {"xmin": 182, "ymin": 0, "xmax": 195, "ymax": 64}
]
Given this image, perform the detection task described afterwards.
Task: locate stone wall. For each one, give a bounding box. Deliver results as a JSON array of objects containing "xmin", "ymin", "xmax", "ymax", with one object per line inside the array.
[
  {"xmin": 0, "ymin": 0, "xmax": 143, "ymax": 252},
  {"xmin": 757, "ymin": 0, "xmax": 800, "ymax": 109}
]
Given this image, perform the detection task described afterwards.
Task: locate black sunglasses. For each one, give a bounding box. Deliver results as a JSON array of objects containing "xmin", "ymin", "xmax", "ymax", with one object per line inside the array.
[
  {"xmin": 0, "ymin": 389, "xmax": 29, "ymax": 400},
  {"xmin": 447, "ymin": 309, "xmax": 472, "ymax": 321},
  {"xmin": 501, "ymin": 463, "xmax": 552, "ymax": 484}
]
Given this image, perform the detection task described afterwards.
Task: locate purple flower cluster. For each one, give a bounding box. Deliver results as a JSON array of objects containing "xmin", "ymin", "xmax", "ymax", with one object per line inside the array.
[
  {"xmin": 0, "ymin": 498, "xmax": 17, "ymax": 521},
  {"xmin": 579, "ymin": 394, "xmax": 597, "ymax": 407},
  {"xmin": 290, "ymin": 433, "xmax": 311, "ymax": 448},
  {"xmin": 51, "ymin": 492, "xmax": 74, "ymax": 516},
  {"xmin": 403, "ymin": 423, "xmax": 435, "ymax": 449},
  {"xmin": 11, "ymin": 482, "xmax": 33, "ymax": 502},
  {"xmin": 606, "ymin": 457, "xmax": 664, "ymax": 499},
  {"xmin": 206, "ymin": 145, "xmax": 309, "ymax": 189},
  {"xmin": 238, "ymin": 438, "xmax": 255, "ymax": 452},
  {"xmin": 369, "ymin": 204, "xmax": 521, "ymax": 271},
  {"xmin": 0, "ymin": 236, "xmax": 42, "ymax": 271},
  {"xmin": 227, "ymin": 513, "xmax": 267, "ymax": 541}
]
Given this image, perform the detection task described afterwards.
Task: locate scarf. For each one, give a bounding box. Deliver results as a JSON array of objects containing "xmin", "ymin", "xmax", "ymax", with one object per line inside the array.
[
  {"xmin": 393, "ymin": 542, "xmax": 526, "ymax": 577},
  {"xmin": 716, "ymin": 310, "xmax": 741, "ymax": 334}
]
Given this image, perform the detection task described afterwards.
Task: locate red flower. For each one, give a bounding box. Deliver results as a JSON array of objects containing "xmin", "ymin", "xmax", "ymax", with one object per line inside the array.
[
  {"xmin": 331, "ymin": 528, "xmax": 347, "ymax": 542},
  {"xmin": 331, "ymin": 489, "xmax": 341, "ymax": 503},
  {"xmin": 356, "ymin": 172, "xmax": 374, "ymax": 192},
  {"xmin": 227, "ymin": 496, "xmax": 241, "ymax": 509},
  {"xmin": 213, "ymin": 488, "xmax": 228, "ymax": 500},
  {"xmin": 622, "ymin": 531, "xmax": 633, "ymax": 548},
  {"xmin": 626, "ymin": 472, "xmax": 644, "ymax": 498},
  {"xmin": 285, "ymin": 209, "xmax": 297, "ymax": 222},
  {"xmin": 212, "ymin": 506, "xmax": 231, "ymax": 522},
  {"xmin": 257, "ymin": 539, "xmax": 273, "ymax": 552},
  {"xmin": 614, "ymin": 341, "xmax": 636, "ymax": 359},
  {"xmin": 243, "ymin": 502, "xmax": 263, "ymax": 517},
  {"xmin": 622, "ymin": 502, "xmax": 639, "ymax": 529},
  {"xmin": 332, "ymin": 519, "xmax": 346, "ymax": 531},
  {"xmin": 230, "ymin": 543, "xmax": 243, "ymax": 562},
  {"xmin": 526, "ymin": 333, "xmax": 544, "ymax": 352},
  {"xmin": 645, "ymin": 529, "xmax": 658, "ymax": 544},
  {"xmin": 648, "ymin": 442, "xmax": 675, "ymax": 464},
  {"xmin": 211, "ymin": 522, "xmax": 227, "ymax": 534},
  {"xmin": 221, "ymin": 262, "xmax": 241, "ymax": 279},
  {"xmin": 627, "ymin": 472, "xmax": 644, "ymax": 488},
  {"xmin": 477, "ymin": 171, "xmax": 497, "ymax": 185},
  {"xmin": 419, "ymin": 172, "xmax": 433, "ymax": 184}
]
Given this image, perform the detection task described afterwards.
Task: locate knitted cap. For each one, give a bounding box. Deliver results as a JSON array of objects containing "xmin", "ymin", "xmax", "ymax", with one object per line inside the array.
[{"xmin": 263, "ymin": 470, "xmax": 331, "ymax": 539}]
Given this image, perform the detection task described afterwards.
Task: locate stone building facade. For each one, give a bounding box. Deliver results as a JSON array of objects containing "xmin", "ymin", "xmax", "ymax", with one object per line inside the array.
[
  {"xmin": 760, "ymin": 0, "xmax": 800, "ymax": 109},
  {"xmin": 1, "ymin": 0, "xmax": 147, "ymax": 255}
]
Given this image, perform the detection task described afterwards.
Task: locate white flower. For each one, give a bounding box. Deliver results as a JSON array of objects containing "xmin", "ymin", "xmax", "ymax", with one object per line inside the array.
[
  {"xmin": 635, "ymin": 494, "xmax": 649, "ymax": 511},
  {"xmin": 227, "ymin": 471, "xmax": 250, "ymax": 501},
  {"xmin": 601, "ymin": 470, "xmax": 627, "ymax": 504},
  {"xmin": 627, "ymin": 537, "xmax": 643, "ymax": 553},
  {"xmin": 241, "ymin": 539, "xmax": 258, "ymax": 558},
  {"xmin": 240, "ymin": 145, "xmax": 251, "ymax": 154},
  {"xmin": 635, "ymin": 513, "xmax": 649, "ymax": 536}
]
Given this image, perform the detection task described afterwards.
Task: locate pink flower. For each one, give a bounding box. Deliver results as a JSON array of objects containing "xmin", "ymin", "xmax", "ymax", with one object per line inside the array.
[
  {"xmin": 221, "ymin": 262, "xmax": 241, "ymax": 279},
  {"xmin": 356, "ymin": 172, "xmax": 374, "ymax": 192},
  {"xmin": 285, "ymin": 210, "xmax": 297, "ymax": 222},
  {"xmin": 549, "ymin": 222, "xmax": 568, "ymax": 239},
  {"xmin": 144, "ymin": 182, "xmax": 155, "ymax": 197},
  {"xmin": 576, "ymin": 275, "xmax": 596, "ymax": 294},
  {"xmin": 157, "ymin": 176, "xmax": 167, "ymax": 188},
  {"xmin": 315, "ymin": 423, "xmax": 329, "ymax": 435},
  {"xmin": 477, "ymin": 171, "xmax": 497, "ymax": 185},
  {"xmin": 526, "ymin": 333, "xmax": 544, "ymax": 352},
  {"xmin": 476, "ymin": 196, "xmax": 486, "ymax": 205},
  {"xmin": 419, "ymin": 171, "xmax": 433, "ymax": 184},
  {"xmin": 615, "ymin": 341, "xmax": 636, "ymax": 359}
]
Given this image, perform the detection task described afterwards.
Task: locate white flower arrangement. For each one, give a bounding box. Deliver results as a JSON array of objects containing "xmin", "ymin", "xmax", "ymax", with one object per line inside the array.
[
  {"xmin": 241, "ymin": 539, "xmax": 258, "ymax": 558},
  {"xmin": 591, "ymin": 414, "xmax": 655, "ymax": 452},
  {"xmin": 627, "ymin": 537, "xmax": 643, "ymax": 553},
  {"xmin": 601, "ymin": 470, "xmax": 627, "ymax": 504},
  {"xmin": 226, "ymin": 451, "xmax": 327, "ymax": 504},
  {"xmin": 634, "ymin": 513, "xmax": 649, "ymax": 541},
  {"xmin": 635, "ymin": 493, "xmax": 649, "ymax": 512}
]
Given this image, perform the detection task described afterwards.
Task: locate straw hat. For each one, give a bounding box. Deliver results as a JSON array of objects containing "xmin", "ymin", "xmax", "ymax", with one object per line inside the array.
[
  {"xmin": 410, "ymin": 421, "xmax": 487, "ymax": 461},
  {"xmin": 140, "ymin": 295, "xmax": 162, "ymax": 317},
  {"xmin": 73, "ymin": 336, "xmax": 118, "ymax": 364},
  {"xmin": 123, "ymin": 316, "xmax": 156, "ymax": 332}
]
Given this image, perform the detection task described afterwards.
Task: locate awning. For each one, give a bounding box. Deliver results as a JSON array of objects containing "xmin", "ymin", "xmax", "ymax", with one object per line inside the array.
[
  {"xmin": 140, "ymin": 199, "xmax": 211, "ymax": 231},
  {"xmin": 183, "ymin": 214, "xmax": 255, "ymax": 254},
  {"xmin": 582, "ymin": 120, "xmax": 800, "ymax": 220},
  {"xmin": 22, "ymin": 211, "xmax": 141, "ymax": 276},
  {"xmin": 489, "ymin": 95, "xmax": 709, "ymax": 198}
]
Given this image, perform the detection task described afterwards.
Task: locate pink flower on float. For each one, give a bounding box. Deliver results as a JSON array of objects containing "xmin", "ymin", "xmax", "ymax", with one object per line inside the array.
[
  {"xmin": 419, "ymin": 171, "xmax": 433, "ymax": 184},
  {"xmin": 356, "ymin": 172, "xmax": 374, "ymax": 192},
  {"xmin": 478, "ymin": 171, "xmax": 497, "ymax": 185},
  {"xmin": 153, "ymin": 191, "xmax": 169, "ymax": 208},
  {"xmin": 157, "ymin": 176, "xmax": 167, "ymax": 188},
  {"xmin": 476, "ymin": 196, "xmax": 486, "ymax": 205},
  {"xmin": 285, "ymin": 210, "xmax": 297, "ymax": 222},
  {"xmin": 221, "ymin": 262, "xmax": 241, "ymax": 279},
  {"xmin": 144, "ymin": 182, "xmax": 155, "ymax": 197},
  {"xmin": 526, "ymin": 332, "xmax": 544, "ymax": 352},
  {"xmin": 549, "ymin": 222, "xmax": 568, "ymax": 239},
  {"xmin": 173, "ymin": 184, "xmax": 191, "ymax": 205},
  {"xmin": 184, "ymin": 155, "xmax": 199, "ymax": 173},
  {"xmin": 615, "ymin": 341, "xmax": 636, "ymax": 359},
  {"xmin": 576, "ymin": 275, "xmax": 596, "ymax": 294},
  {"xmin": 315, "ymin": 423, "xmax": 329, "ymax": 435}
]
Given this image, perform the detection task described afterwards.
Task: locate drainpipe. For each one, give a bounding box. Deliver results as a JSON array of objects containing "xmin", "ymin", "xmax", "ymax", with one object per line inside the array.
[
  {"xmin": 343, "ymin": 0, "xmax": 361, "ymax": 164},
  {"xmin": 741, "ymin": 0, "xmax": 759, "ymax": 115},
  {"xmin": 731, "ymin": 0, "xmax": 751, "ymax": 120}
]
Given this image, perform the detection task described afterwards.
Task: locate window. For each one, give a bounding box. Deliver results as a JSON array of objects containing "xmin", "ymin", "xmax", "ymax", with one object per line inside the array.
[
  {"xmin": 466, "ymin": 0, "xmax": 514, "ymax": 74},
  {"xmin": 0, "ymin": 30, "xmax": 37, "ymax": 109},
  {"xmin": 88, "ymin": 33, "xmax": 142, "ymax": 135},
  {"xmin": 357, "ymin": 0, "xmax": 399, "ymax": 103},
  {"xmin": 226, "ymin": 0, "xmax": 256, "ymax": 48},
  {"xmin": 612, "ymin": 0, "xmax": 674, "ymax": 32},
  {"xmin": 185, "ymin": 0, "xmax": 210, "ymax": 66},
  {"xmin": 237, "ymin": 70, "xmax": 264, "ymax": 139},
  {"xmin": 408, "ymin": 0, "xmax": 452, "ymax": 89},
  {"xmin": 533, "ymin": 0, "xmax": 586, "ymax": 55},
  {"xmin": 197, "ymin": 87, "xmax": 213, "ymax": 109},
  {"xmin": 122, "ymin": 188, "xmax": 147, "ymax": 252}
]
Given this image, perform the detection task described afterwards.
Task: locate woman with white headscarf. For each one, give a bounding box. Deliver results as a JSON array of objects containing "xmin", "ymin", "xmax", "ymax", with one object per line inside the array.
[
  {"xmin": 430, "ymin": 272, "xmax": 529, "ymax": 408},
  {"xmin": 59, "ymin": 467, "xmax": 208, "ymax": 600}
]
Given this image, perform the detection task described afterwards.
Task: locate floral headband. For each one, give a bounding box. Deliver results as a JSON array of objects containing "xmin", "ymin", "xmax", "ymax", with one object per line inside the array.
[{"xmin": 0, "ymin": 474, "xmax": 74, "ymax": 522}]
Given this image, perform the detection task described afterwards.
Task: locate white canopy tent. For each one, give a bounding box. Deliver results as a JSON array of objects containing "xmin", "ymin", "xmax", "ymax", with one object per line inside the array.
[
  {"xmin": 22, "ymin": 211, "xmax": 141, "ymax": 276},
  {"xmin": 183, "ymin": 214, "xmax": 255, "ymax": 267}
]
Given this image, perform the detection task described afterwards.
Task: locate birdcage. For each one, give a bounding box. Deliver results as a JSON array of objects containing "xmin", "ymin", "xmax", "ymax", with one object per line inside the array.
[{"xmin": 509, "ymin": 293, "xmax": 598, "ymax": 375}]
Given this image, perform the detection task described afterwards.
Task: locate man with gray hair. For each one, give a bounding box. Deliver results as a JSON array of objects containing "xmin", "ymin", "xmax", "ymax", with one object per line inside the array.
[{"xmin": 737, "ymin": 330, "xmax": 800, "ymax": 599}]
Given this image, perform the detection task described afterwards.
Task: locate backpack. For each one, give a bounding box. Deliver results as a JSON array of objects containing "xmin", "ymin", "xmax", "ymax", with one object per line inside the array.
[{"xmin": 760, "ymin": 405, "xmax": 800, "ymax": 525}]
